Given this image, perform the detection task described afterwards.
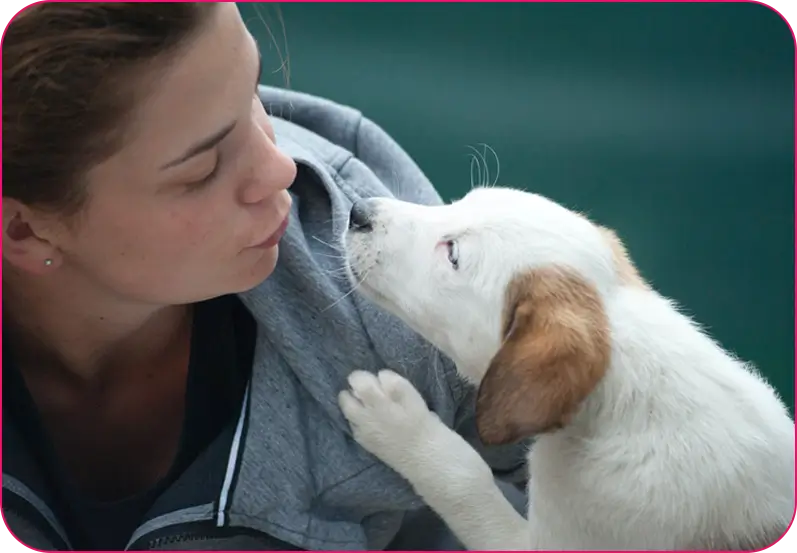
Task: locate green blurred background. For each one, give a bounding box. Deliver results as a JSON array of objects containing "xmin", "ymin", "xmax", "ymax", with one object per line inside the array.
[{"xmin": 240, "ymin": 2, "xmax": 795, "ymax": 411}]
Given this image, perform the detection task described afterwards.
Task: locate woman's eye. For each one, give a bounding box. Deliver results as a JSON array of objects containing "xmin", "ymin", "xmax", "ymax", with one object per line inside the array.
[
  {"xmin": 446, "ymin": 239, "xmax": 459, "ymax": 269},
  {"xmin": 186, "ymin": 160, "xmax": 220, "ymax": 191}
]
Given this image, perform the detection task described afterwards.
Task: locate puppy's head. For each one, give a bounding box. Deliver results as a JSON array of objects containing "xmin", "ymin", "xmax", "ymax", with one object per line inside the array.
[{"xmin": 343, "ymin": 187, "xmax": 642, "ymax": 444}]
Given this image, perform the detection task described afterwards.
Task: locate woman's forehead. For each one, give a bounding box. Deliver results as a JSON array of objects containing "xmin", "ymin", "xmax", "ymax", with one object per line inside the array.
[{"xmin": 102, "ymin": 5, "xmax": 260, "ymax": 176}]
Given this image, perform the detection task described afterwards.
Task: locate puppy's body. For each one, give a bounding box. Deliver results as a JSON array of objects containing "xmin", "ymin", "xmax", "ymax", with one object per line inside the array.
[
  {"xmin": 338, "ymin": 187, "xmax": 794, "ymax": 551},
  {"xmin": 528, "ymin": 284, "xmax": 793, "ymax": 550}
]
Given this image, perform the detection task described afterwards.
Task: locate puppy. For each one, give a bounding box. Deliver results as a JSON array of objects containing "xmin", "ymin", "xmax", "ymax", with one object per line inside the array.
[{"xmin": 338, "ymin": 186, "xmax": 795, "ymax": 551}]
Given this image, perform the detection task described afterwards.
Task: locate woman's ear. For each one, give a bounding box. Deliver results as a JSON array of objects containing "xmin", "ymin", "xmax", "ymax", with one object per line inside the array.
[
  {"xmin": 475, "ymin": 267, "xmax": 612, "ymax": 445},
  {"xmin": 3, "ymin": 199, "xmax": 62, "ymax": 274}
]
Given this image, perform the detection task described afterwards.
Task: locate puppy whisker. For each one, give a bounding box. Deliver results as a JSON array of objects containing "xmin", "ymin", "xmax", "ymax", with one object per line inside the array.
[
  {"xmin": 467, "ymin": 145, "xmax": 488, "ymax": 188},
  {"xmin": 311, "ymin": 235, "xmax": 345, "ymax": 253},
  {"xmin": 478, "ymin": 142, "xmax": 500, "ymax": 187},
  {"xmin": 320, "ymin": 264, "xmax": 373, "ymax": 313},
  {"xmin": 313, "ymin": 250, "xmax": 348, "ymax": 260}
]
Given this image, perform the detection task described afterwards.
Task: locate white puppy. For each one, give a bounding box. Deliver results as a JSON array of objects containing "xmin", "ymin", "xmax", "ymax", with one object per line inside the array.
[{"xmin": 338, "ymin": 186, "xmax": 795, "ymax": 551}]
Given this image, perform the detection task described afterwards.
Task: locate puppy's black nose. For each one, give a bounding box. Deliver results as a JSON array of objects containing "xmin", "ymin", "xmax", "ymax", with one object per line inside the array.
[{"xmin": 349, "ymin": 199, "xmax": 375, "ymax": 232}]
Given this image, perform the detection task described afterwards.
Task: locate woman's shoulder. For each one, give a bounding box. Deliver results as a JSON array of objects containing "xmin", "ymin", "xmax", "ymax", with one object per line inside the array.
[
  {"xmin": 259, "ymin": 85, "xmax": 363, "ymax": 155},
  {"xmin": 259, "ymin": 85, "xmax": 444, "ymax": 208}
]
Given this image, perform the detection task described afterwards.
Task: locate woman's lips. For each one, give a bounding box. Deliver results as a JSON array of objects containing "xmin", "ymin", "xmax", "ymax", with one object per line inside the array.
[{"xmin": 250, "ymin": 214, "xmax": 290, "ymax": 249}]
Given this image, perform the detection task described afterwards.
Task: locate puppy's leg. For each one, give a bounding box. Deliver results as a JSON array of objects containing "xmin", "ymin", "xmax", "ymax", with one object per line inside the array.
[{"xmin": 339, "ymin": 369, "xmax": 530, "ymax": 551}]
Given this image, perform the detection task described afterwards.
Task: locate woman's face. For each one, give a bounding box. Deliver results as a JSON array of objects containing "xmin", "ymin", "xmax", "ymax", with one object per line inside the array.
[{"xmin": 45, "ymin": 4, "xmax": 297, "ymax": 305}]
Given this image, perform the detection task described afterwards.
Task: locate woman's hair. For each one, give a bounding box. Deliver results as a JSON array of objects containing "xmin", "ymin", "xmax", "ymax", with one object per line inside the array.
[{"xmin": 2, "ymin": 2, "xmax": 217, "ymax": 215}]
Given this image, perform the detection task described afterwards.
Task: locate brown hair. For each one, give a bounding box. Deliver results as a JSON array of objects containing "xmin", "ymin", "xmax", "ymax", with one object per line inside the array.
[{"xmin": 2, "ymin": 2, "xmax": 217, "ymax": 215}]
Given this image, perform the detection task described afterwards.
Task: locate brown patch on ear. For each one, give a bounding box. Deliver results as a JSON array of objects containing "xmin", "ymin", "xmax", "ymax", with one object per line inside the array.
[
  {"xmin": 475, "ymin": 267, "xmax": 611, "ymax": 445},
  {"xmin": 597, "ymin": 226, "xmax": 648, "ymax": 289}
]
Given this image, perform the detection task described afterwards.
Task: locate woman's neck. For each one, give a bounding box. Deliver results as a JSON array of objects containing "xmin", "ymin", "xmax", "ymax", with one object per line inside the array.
[{"xmin": 3, "ymin": 264, "xmax": 192, "ymax": 384}]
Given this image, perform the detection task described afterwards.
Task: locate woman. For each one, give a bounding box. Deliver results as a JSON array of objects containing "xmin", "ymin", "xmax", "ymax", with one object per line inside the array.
[{"xmin": 2, "ymin": 3, "xmax": 528, "ymax": 551}]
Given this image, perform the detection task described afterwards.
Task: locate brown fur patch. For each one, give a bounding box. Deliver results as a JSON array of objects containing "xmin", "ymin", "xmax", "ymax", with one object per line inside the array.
[
  {"xmin": 597, "ymin": 226, "xmax": 648, "ymax": 289},
  {"xmin": 475, "ymin": 266, "xmax": 611, "ymax": 444}
]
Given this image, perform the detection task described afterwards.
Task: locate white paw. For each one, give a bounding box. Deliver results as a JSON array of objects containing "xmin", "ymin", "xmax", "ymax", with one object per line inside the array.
[{"xmin": 339, "ymin": 369, "xmax": 434, "ymax": 463}]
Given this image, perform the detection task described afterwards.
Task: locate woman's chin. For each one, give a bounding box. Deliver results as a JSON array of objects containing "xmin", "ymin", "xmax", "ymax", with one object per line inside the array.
[{"xmin": 234, "ymin": 244, "xmax": 281, "ymax": 293}]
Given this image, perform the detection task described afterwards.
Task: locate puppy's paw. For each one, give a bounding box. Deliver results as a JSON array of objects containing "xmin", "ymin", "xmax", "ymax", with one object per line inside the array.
[{"xmin": 339, "ymin": 370, "xmax": 434, "ymax": 463}]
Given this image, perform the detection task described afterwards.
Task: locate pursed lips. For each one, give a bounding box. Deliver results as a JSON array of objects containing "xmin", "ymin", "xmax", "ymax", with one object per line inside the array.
[{"xmin": 248, "ymin": 211, "xmax": 290, "ymax": 249}]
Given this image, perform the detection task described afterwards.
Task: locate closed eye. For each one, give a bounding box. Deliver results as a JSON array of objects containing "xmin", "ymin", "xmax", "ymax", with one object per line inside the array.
[{"xmin": 185, "ymin": 154, "xmax": 222, "ymax": 191}]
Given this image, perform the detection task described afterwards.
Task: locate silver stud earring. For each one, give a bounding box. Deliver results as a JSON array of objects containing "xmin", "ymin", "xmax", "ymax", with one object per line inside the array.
[{"xmin": 44, "ymin": 259, "xmax": 53, "ymax": 267}]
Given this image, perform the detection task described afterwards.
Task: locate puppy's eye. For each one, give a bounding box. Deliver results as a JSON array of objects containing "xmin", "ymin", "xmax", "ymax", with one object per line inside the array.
[{"xmin": 446, "ymin": 240, "xmax": 459, "ymax": 269}]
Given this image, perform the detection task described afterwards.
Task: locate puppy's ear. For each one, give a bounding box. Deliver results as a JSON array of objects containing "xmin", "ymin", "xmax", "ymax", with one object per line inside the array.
[{"xmin": 475, "ymin": 267, "xmax": 611, "ymax": 445}]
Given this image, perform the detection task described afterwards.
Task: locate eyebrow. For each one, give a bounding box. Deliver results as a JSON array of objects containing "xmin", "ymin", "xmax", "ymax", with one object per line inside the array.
[
  {"xmin": 160, "ymin": 122, "xmax": 236, "ymax": 170},
  {"xmin": 160, "ymin": 47, "xmax": 263, "ymax": 170}
]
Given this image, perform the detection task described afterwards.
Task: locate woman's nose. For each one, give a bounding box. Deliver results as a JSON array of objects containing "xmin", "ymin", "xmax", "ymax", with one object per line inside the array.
[{"xmin": 240, "ymin": 132, "xmax": 297, "ymax": 205}]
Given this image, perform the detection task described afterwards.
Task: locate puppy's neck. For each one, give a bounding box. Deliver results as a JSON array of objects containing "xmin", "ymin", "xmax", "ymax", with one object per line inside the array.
[{"xmin": 562, "ymin": 285, "xmax": 720, "ymax": 437}]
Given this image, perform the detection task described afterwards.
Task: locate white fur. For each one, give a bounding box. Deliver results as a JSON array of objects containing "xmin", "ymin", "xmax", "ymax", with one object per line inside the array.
[{"xmin": 338, "ymin": 187, "xmax": 795, "ymax": 550}]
